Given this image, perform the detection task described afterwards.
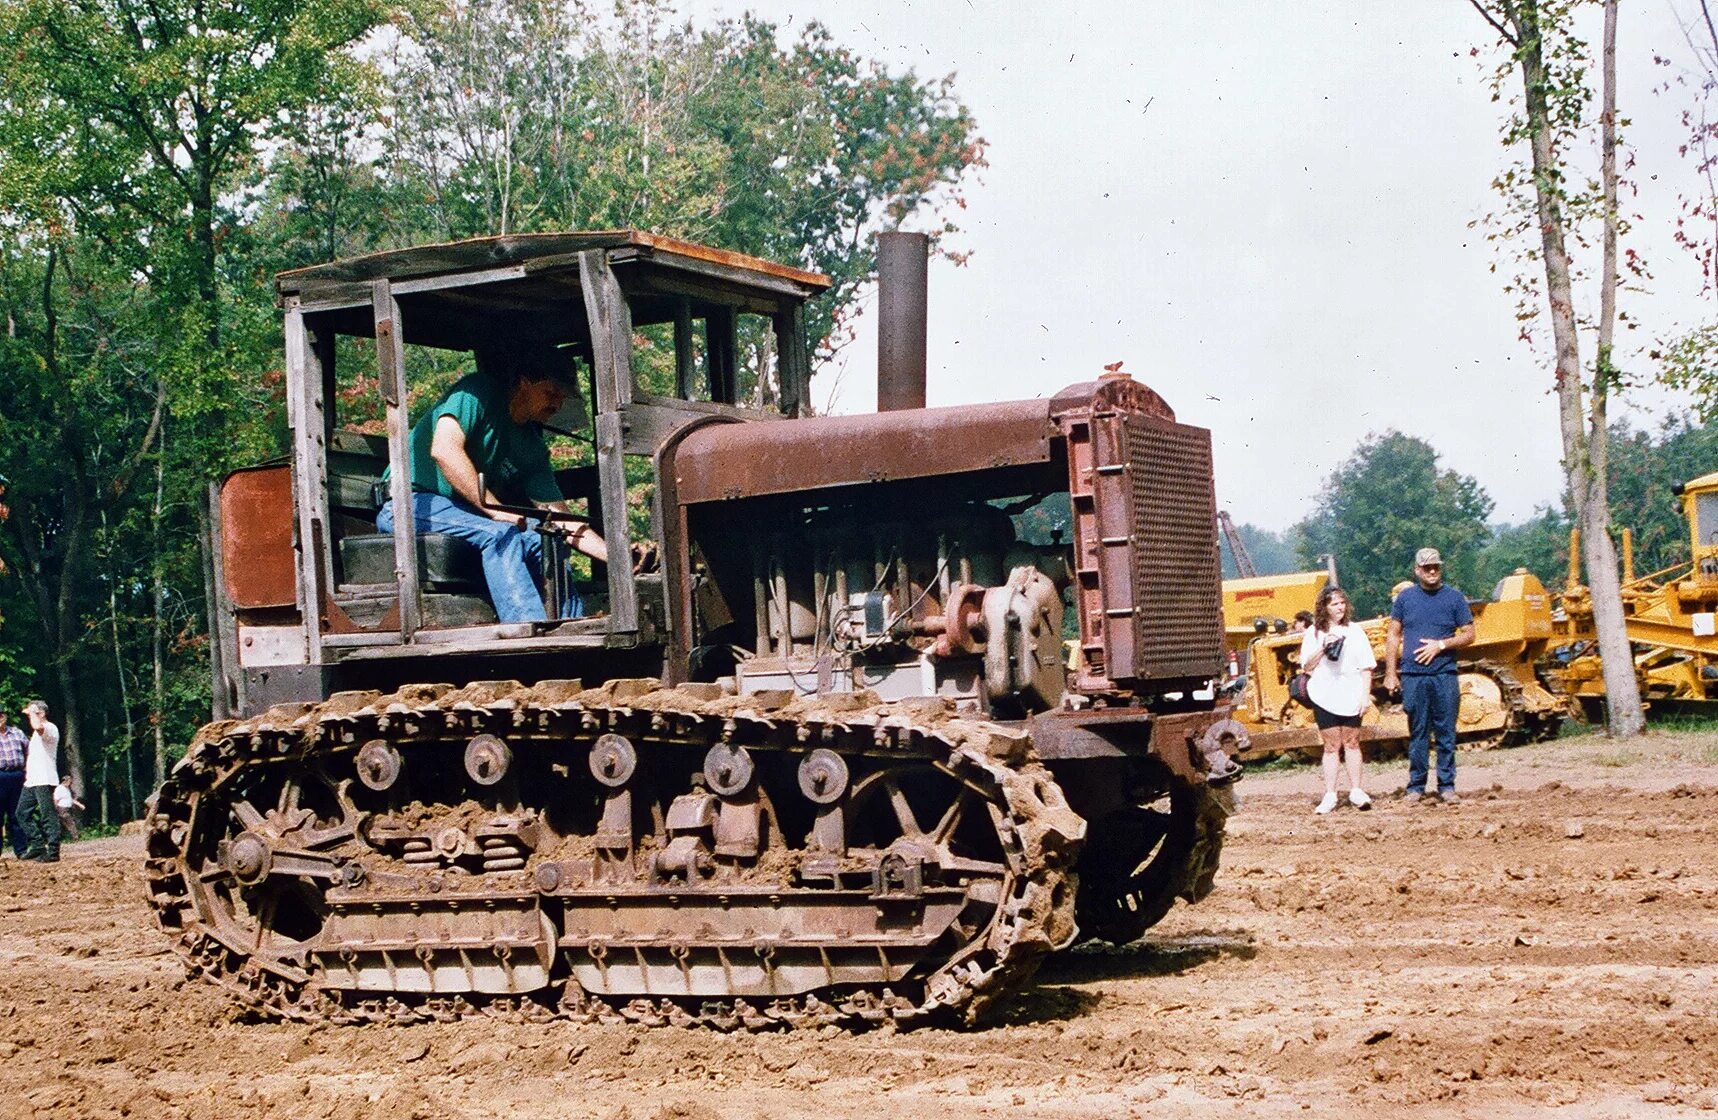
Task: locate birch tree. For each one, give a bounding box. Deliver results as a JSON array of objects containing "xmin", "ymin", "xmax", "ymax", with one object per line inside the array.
[{"xmin": 1468, "ymin": 0, "xmax": 1645, "ymax": 735}]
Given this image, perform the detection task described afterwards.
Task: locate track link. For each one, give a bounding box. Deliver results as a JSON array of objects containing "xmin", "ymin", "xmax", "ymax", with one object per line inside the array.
[
  {"xmin": 1459, "ymin": 658, "xmax": 1531, "ymax": 751},
  {"xmin": 143, "ymin": 680, "xmax": 1086, "ymax": 1030}
]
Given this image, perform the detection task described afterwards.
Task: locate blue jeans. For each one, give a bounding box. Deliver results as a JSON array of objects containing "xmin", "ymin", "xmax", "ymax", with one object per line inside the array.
[
  {"xmin": 1403, "ymin": 672, "xmax": 1460, "ymax": 793},
  {"xmin": 18, "ymin": 784, "xmax": 59, "ymax": 858},
  {"xmin": 378, "ymin": 494, "xmax": 584, "ymax": 624},
  {"xmin": 0, "ymin": 770, "xmax": 24, "ymax": 857}
]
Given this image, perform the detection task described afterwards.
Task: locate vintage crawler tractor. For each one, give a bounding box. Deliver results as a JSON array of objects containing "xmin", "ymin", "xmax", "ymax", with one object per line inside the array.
[{"xmin": 145, "ymin": 231, "xmax": 1239, "ymax": 1029}]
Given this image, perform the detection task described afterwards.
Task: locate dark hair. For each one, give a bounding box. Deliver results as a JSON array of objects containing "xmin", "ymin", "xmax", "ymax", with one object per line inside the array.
[
  {"xmin": 1293, "ymin": 610, "xmax": 1314, "ymax": 628},
  {"xmin": 474, "ymin": 340, "xmax": 577, "ymax": 392},
  {"xmin": 1313, "ymin": 586, "xmax": 1349, "ymax": 632}
]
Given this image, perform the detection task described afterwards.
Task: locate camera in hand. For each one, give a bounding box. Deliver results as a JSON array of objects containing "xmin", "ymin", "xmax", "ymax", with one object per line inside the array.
[{"xmin": 1323, "ymin": 635, "xmax": 1346, "ymax": 661}]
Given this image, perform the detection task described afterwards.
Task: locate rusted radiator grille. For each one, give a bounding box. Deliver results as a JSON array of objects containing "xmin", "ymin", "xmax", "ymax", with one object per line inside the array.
[{"xmin": 1126, "ymin": 418, "xmax": 1223, "ymax": 681}]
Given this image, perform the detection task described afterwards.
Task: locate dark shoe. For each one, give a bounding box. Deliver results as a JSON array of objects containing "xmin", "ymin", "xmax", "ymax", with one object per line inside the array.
[
  {"xmin": 1401, "ymin": 790, "xmax": 1425, "ymax": 804},
  {"xmin": 1438, "ymin": 790, "xmax": 1461, "ymax": 805},
  {"xmin": 20, "ymin": 850, "xmax": 44, "ymax": 862}
]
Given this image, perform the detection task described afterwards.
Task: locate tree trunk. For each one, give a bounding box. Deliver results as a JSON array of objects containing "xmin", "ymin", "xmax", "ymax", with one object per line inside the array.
[
  {"xmin": 1587, "ymin": 0, "xmax": 1644, "ymax": 735},
  {"xmin": 53, "ymin": 655, "xmax": 85, "ymax": 795},
  {"xmin": 152, "ymin": 431, "xmax": 168, "ymax": 788},
  {"xmin": 1509, "ymin": 0, "xmax": 1645, "ymax": 736},
  {"xmin": 103, "ymin": 508, "xmax": 137, "ymax": 822},
  {"xmin": 191, "ymin": 168, "xmax": 220, "ymax": 351}
]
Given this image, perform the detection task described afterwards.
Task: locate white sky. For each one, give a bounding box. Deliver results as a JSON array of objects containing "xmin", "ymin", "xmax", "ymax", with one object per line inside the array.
[{"xmin": 697, "ymin": 0, "xmax": 1714, "ymax": 530}]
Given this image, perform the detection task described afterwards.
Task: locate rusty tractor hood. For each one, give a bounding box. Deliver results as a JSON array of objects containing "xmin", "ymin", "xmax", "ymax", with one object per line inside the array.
[{"xmin": 672, "ymin": 378, "xmax": 1175, "ymax": 505}]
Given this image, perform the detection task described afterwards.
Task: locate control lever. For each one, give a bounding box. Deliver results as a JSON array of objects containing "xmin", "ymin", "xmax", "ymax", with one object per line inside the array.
[{"xmin": 477, "ymin": 474, "xmax": 590, "ymax": 620}]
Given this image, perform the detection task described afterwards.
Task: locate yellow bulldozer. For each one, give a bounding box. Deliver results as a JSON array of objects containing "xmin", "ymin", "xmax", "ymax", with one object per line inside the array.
[
  {"xmin": 1222, "ymin": 570, "xmax": 1327, "ymax": 654},
  {"xmin": 1220, "ymin": 569, "xmax": 1571, "ymax": 762},
  {"xmin": 1549, "ymin": 469, "xmax": 1718, "ymax": 715}
]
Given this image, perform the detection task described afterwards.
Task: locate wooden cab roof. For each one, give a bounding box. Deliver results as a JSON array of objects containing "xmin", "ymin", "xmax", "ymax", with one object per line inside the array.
[
  {"xmin": 277, "ymin": 230, "xmax": 830, "ymax": 301},
  {"xmin": 275, "ymin": 230, "xmax": 831, "ymax": 354}
]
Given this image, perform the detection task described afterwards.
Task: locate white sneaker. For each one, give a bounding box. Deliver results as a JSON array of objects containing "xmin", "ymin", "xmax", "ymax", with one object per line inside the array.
[
  {"xmin": 1314, "ymin": 791, "xmax": 1339, "ymax": 815},
  {"xmin": 1349, "ymin": 788, "xmax": 1373, "ymax": 811}
]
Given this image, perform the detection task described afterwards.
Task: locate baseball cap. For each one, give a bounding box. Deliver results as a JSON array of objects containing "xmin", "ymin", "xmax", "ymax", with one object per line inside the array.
[{"xmin": 1415, "ymin": 547, "xmax": 1443, "ymax": 567}]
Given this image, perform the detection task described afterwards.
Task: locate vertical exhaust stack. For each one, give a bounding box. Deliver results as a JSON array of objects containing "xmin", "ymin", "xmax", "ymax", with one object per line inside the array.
[{"xmin": 876, "ymin": 231, "xmax": 929, "ymax": 412}]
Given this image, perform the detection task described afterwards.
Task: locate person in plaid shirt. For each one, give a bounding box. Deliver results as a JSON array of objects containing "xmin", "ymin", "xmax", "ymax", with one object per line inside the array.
[{"xmin": 0, "ymin": 708, "xmax": 26, "ymax": 859}]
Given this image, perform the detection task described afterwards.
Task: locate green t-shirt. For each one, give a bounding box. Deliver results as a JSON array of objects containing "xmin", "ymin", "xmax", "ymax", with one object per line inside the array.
[{"xmin": 389, "ymin": 372, "xmax": 562, "ymax": 507}]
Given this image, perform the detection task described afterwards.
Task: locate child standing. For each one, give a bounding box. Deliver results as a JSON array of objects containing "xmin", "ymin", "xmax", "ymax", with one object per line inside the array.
[{"xmin": 53, "ymin": 776, "xmax": 83, "ymax": 841}]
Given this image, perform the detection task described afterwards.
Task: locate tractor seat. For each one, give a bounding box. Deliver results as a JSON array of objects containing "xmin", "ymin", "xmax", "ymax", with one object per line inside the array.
[{"xmin": 339, "ymin": 532, "xmax": 485, "ymax": 590}]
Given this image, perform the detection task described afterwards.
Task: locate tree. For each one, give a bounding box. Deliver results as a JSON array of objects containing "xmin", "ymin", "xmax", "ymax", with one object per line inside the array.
[
  {"xmin": 1468, "ymin": 0, "xmax": 1645, "ymax": 735},
  {"xmin": 0, "ymin": 239, "xmax": 165, "ymax": 795},
  {"xmin": 0, "ymin": 0, "xmax": 986, "ymax": 817},
  {"xmin": 1604, "ymin": 414, "xmax": 1718, "ymax": 572},
  {"xmin": 0, "ymin": 0, "xmax": 386, "ymax": 342},
  {"xmin": 1218, "ymin": 522, "xmax": 1302, "ymax": 579},
  {"xmin": 1293, "ymin": 432, "xmax": 1494, "ymax": 617},
  {"xmin": 367, "ymin": 0, "xmax": 985, "ymax": 372},
  {"xmin": 1477, "ymin": 507, "xmax": 1572, "ymax": 590},
  {"xmin": 0, "ymin": 0, "xmax": 387, "ymax": 791}
]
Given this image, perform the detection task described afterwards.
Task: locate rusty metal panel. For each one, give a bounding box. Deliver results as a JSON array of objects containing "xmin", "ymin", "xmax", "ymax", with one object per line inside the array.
[
  {"xmin": 221, "ymin": 465, "xmax": 298, "ymax": 610},
  {"xmin": 1126, "ymin": 418, "xmax": 1224, "ymax": 681},
  {"xmin": 674, "ymin": 398, "xmax": 1056, "ymax": 504}
]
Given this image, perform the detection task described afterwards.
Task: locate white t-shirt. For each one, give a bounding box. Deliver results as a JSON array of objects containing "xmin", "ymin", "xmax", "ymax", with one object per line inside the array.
[
  {"xmin": 24, "ymin": 721, "xmax": 60, "ymax": 788},
  {"xmin": 1299, "ymin": 623, "xmax": 1378, "ymax": 717},
  {"xmin": 53, "ymin": 784, "xmax": 74, "ymax": 811}
]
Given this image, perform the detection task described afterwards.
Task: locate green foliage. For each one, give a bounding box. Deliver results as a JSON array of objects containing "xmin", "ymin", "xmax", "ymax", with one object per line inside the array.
[
  {"xmin": 357, "ymin": 0, "xmax": 984, "ymax": 365},
  {"xmin": 1219, "ymin": 522, "xmax": 1302, "ymax": 579},
  {"xmin": 1476, "ymin": 506, "xmax": 1570, "ymax": 591},
  {"xmin": 1471, "ymin": 1, "xmax": 1646, "ymax": 357},
  {"xmin": 0, "ymin": 0, "xmax": 985, "ymax": 819},
  {"xmin": 1293, "ymin": 432, "xmax": 1494, "ymax": 616},
  {"xmin": 1603, "ymin": 415, "xmax": 1718, "ymax": 574},
  {"xmin": 0, "ymin": 636, "xmax": 37, "ymax": 715},
  {"xmin": 1654, "ymin": 326, "xmax": 1718, "ymax": 421}
]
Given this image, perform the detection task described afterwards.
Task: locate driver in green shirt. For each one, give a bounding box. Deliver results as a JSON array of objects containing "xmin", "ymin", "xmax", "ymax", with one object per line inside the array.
[{"xmin": 377, "ymin": 342, "xmax": 609, "ymax": 622}]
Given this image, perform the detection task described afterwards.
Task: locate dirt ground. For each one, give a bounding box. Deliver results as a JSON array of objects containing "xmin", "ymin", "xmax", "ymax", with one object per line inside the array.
[{"xmin": 1, "ymin": 730, "xmax": 1714, "ymax": 1120}]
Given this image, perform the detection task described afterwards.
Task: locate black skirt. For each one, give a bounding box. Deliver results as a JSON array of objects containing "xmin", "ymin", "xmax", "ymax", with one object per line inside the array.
[{"xmin": 1312, "ymin": 701, "xmax": 1362, "ymax": 730}]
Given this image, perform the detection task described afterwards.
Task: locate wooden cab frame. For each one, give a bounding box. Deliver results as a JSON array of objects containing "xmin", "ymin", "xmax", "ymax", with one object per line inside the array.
[{"xmin": 211, "ymin": 231, "xmax": 829, "ymax": 715}]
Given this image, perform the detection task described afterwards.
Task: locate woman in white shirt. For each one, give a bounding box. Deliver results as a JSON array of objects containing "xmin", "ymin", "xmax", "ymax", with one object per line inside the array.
[{"xmin": 1299, "ymin": 586, "xmax": 1377, "ymax": 814}]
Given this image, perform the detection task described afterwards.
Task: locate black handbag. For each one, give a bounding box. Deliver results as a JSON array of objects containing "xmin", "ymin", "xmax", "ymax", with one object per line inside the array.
[{"xmin": 1288, "ymin": 671, "xmax": 1312, "ymax": 707}]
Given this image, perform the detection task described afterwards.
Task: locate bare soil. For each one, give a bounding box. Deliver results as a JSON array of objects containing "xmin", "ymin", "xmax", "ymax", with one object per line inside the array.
[{"xmin": 2, "ymin": 730, "xmax": 1714, "ymax": 1120}]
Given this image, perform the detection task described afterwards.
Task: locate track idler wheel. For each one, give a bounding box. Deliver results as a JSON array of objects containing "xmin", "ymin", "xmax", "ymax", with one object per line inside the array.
[{"xmin": 1076, "ymin": 781, "xmax": 1227, "ymax": 946}]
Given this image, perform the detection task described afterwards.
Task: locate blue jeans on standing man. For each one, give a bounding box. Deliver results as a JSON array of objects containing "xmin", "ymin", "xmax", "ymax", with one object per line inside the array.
[
  {"xmin": 1402, "ymin": 671, "xmax": 1460, "ymax": 794},
  {"xmin": 0, "ymin": 770, "xmax": 25, "ymax": 858},
  {"xmin": 378, "ymin": 494, "xmax": 583, "ymax": 624}
]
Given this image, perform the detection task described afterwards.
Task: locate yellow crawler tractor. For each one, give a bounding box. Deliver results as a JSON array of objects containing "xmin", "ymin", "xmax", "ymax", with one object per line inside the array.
[
  {"xmin": 1221, "ymin": 570, "xmax": 1328, "ymax": 655},
  {"xmin": 1551, "ymin": 470, "xmax": 1718, "ymax": 714},
  {"xmin": 1222, "ymin": 570, "xmax": 1570, "ymax": 762}
]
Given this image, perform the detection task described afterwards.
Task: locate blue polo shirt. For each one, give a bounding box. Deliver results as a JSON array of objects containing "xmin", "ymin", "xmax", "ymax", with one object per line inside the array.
[{"xmin": 1390, "ymin": 582, "xmax": 1473, "ymax": 676}]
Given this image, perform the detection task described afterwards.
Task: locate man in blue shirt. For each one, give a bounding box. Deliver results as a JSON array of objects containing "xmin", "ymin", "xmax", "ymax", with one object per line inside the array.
[{"xmin": 1384, "ymin": 548, "xmax": 1475, "ymax": 803}]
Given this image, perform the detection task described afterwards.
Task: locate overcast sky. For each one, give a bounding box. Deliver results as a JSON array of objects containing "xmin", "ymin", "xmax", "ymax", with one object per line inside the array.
[{"xmin": 699, "ymin": 0, "xmax": 1713, "ymax": 530}]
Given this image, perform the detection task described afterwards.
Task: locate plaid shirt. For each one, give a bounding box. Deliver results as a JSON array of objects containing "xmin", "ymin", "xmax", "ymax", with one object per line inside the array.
[{"xmin": 0, "ymin": 725, "xmax": 24, "ymax": 771}]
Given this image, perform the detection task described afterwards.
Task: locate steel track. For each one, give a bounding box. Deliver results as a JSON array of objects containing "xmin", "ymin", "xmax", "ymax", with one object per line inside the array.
[{"xmin": 143, "ymin": 680, "xmax": 1088, "ymax": 1030}]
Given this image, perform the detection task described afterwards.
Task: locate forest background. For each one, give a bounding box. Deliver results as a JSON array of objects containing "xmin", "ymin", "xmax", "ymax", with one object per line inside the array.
[{"xmin": 0, "ymin": 0, "xmax": 1713, "ymax": 823}]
